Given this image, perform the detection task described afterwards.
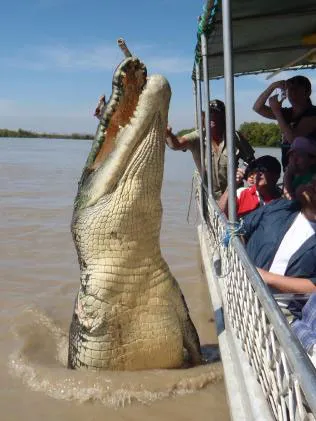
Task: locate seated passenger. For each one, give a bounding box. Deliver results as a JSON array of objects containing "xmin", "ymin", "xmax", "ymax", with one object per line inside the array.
[
  {"xmin": 283, "ymin": 136, "xmax": 316, "ymax": 200},
  {"xmin": 218, "ymin": 155, "xmax": 282, "ymax": 218},
  {"xmin": 292, "ymin": 292, "xmax": 316, "ymax": 366},
  {"xmin": 165, "ymin": 99, "xmax": 255, "ymax": 200},
  {"xmin": 243, "ymin": 179, "xmax": 316, "ymax": 293},
  {"xmin": 235, "ymin": 165, "xmax": 257, "ymax": 199}
]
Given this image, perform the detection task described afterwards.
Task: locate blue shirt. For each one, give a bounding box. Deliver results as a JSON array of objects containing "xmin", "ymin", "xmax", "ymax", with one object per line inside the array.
[
  {"xmin": 292, "ymin": 293, "xmax": 316, "ymax": 352},
  {"xmin": 243, "ymin": 199, "xmax": 316, "ymax": 286}
]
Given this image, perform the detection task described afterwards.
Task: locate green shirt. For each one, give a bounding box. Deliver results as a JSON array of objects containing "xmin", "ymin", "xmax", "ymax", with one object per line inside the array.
[
  {"xmin": 292, "ymin": 172, "xmax": 315, "ymax": 190},
  {"xmin": 183, "ymin": 130, "xmax": 253, "ymax": 200}
]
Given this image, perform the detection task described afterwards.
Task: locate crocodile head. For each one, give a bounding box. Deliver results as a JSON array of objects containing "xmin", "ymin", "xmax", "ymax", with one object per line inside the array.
[
  {"xmin": 73, "ymin": 52, "xmax": 171, "ymax": 212},
  {"xmin": 68, "ymin": 42, "xmax": 201, "ymax": 370}
]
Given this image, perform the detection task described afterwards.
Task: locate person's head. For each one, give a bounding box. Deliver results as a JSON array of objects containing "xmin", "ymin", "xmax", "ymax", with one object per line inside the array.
[
  {"xmin": 246, "ymin": 155, "xmax": 281, "ymax": 190},
  {"xmin": 209, "ymin": 99, "xmax": 226, "ymax": 135},
  {"xmin": 286, "ymin": 75, "xmax": 312, "ymax": 106},
  {"xmin": 295, "ymin": 176, "xmax": 316, "ymax": 212},
  {"xmin": 288, "ymin": 136, "xmax": 316, "ymax": 175}
]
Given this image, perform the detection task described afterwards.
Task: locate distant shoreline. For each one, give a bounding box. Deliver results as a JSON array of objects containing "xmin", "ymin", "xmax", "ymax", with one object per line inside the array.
[
  {"xmin": 0, "ymin": 128, "xmax": 93, "ymax": 140},
  {"xmin": 0, "ymin": 121, "xmax": 282, "ymax": 147}
]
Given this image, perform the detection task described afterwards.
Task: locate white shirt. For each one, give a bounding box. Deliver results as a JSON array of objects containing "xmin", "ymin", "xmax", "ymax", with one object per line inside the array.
[{"xmin": 270, "ymin": 213, "xmax": 316, "ymax": 275}]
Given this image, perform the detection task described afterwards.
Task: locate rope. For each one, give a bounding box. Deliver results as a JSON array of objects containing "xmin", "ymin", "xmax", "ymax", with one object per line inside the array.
[
  {"xmin": 186, "ymin": 171, "xmax": 200, "ymax": 225},
  {"xmin": 204, "ymin": 211, "xmax": 245, "ymax": 278},
  {"xmin": 192, "ymin": 0, "xmax": 220, "ymax": 78},
  {"xmin": 221, "ymin": 220, "xmax": 245, "ymax": 248}
]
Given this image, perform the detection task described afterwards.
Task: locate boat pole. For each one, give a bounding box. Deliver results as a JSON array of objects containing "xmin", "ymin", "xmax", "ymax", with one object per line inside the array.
[
  {"xmin": 195, "ymin": 62, "xmax": 206, "ymax": 211},
  {"xmin": 193, "ymin": 81, "xmax": 198, "ymax": 129},
  {"xmin": 222, "ymin": 0, "xmax": 237, "ymax": 222},
  {"xmin": 201, "ymin": 32, "xmax": 213, "ymax": 195}
]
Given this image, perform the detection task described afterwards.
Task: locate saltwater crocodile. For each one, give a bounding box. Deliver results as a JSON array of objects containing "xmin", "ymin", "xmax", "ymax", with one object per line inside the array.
[{"xmin": 68, "ymin": 40, "xmax": 202, "ymax": 370}]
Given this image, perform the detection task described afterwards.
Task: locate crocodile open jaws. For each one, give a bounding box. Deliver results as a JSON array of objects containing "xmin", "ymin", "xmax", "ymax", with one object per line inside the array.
[{"xmin": 68, "ymin": 40, "xmax": 202, "ymax": 370}]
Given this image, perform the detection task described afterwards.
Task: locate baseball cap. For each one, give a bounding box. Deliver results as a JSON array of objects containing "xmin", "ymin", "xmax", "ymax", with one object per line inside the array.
[
  {"xmin": 289, "ymin": 137, "xmax": 316, "ymax": 156},
  {"xmin": 287, "ymin": 75, "xmax": 311, "ymax": 92},
  {"xmin": 246, "ymin": 155, "xmax": 281, "ymax": 176}
]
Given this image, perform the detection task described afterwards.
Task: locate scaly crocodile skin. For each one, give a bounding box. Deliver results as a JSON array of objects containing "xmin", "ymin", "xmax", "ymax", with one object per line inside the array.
[{"xmin": 68, "ymin": 49, "xmax": 201, "ymax": 370}]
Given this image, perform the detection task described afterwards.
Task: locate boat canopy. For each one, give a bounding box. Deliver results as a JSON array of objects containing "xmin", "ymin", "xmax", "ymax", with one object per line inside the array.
[{"xmin": 193, "ymin": 0, "xmax": 316, "ymax": 80}]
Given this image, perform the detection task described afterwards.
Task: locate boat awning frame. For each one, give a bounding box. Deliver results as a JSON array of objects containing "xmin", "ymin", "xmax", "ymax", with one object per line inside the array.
[{"xmin": 193, "ymin": 0, "xmax": 316, "ymax": 80}]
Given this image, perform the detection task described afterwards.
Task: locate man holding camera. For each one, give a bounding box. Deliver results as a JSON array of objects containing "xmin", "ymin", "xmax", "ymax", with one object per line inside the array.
[{"xmin": 253, "ymin": 75, "xmax": 316, "ymax": 169}]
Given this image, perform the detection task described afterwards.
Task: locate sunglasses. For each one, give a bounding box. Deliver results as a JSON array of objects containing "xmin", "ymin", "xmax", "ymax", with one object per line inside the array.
[{"xmin": 249, "ymin": 165, "xmax": 269, "ymax": 174}]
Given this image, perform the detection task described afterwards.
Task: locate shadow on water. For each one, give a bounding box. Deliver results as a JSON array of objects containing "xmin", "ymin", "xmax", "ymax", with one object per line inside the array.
[{"xmin": 9, "ymin": 307, "xmax": 224, "ymax": 408}]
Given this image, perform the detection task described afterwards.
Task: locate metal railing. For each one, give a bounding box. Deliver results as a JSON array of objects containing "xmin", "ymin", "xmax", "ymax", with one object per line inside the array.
[{"xmin": 194, "ymin": 173, "xmax": 316, "ymax": 421}]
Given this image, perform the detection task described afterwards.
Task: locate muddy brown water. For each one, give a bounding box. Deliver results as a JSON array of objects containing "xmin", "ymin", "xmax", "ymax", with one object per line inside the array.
[{"xmin": 0, "ymin": 137, "xmax": 230, "ymax": 421}]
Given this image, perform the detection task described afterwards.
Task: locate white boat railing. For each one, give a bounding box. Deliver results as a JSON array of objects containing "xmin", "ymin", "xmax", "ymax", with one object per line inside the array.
[{"xmin": 194, "ymin": 173, "xmax": 316, "ymax": 421}]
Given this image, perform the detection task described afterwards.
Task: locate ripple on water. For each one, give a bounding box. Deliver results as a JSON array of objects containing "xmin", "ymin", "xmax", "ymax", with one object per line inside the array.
[{"xmin": 9, "ymin": 307, "xmax": 223, "ymax": 408}]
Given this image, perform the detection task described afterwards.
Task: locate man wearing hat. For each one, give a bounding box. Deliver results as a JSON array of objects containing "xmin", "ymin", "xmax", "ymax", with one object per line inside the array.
[
  {"xmin": 283, "ymin": 136, "xmax": 316, "ymax": 200},
  {"xmin": 253, "ymin": 75, "xmax": 316, "ymax": 169},
  {"xmin": 166, "ymin": 99, "xmax": 255, "ymax": 200},
  {"xmin": 218, "ymin": 155, "xmax": 282, "ymax": 218}
]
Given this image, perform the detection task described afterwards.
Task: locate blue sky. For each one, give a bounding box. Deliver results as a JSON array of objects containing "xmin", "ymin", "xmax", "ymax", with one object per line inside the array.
[{"xmin": 0, "ymin": 0, "xmax": 315, "ymax": 135}]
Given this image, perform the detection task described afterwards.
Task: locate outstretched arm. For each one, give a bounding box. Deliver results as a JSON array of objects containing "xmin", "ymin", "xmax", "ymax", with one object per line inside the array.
[
  {"xmin": 257, "ymin": 268, "xmax": 316, "ymax": 293},
  {"xmin": 165, "ymin": 126, "xmax": 192, "ymax": 151}
]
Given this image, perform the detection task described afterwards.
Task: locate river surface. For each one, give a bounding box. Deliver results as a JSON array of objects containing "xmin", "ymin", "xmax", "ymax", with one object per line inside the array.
[{"xmin": 0, "ymin": 137, "xmax": 278, "ymax": 421}]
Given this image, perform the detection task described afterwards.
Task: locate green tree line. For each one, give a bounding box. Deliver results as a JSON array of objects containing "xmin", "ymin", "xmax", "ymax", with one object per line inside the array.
[
  {"xmin": 0, "ymin": 122, "xmax": 281, "ymax": 146},
  {"xmin": 176, "ymin": 122, "xmax": 282, "ymax": 147},
  {"xmin": 0, "ymin": 128, "xmax": 93, "ymax": 140},
  {"xmin": 238, "ymin": 122, "xmax": 281, "ymax": 147}
]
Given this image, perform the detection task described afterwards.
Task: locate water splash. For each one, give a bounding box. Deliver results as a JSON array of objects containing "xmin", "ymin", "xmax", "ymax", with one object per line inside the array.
[{"xmin": 9, "ymin": 307, "xmax": 223, "ymax": 408}]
